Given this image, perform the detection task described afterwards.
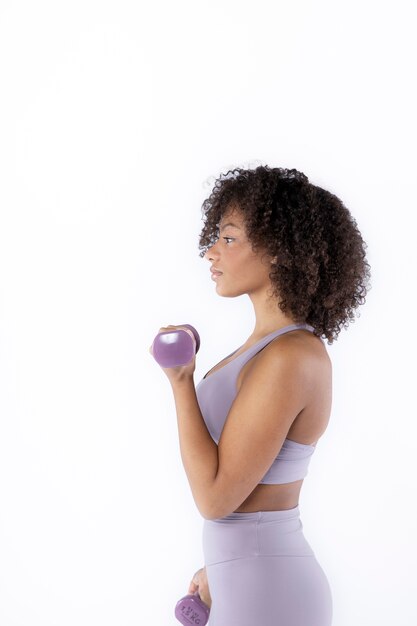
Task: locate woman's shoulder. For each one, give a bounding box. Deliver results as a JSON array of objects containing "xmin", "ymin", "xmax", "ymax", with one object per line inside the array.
[{"xmin": 257, "ymin": 328, "xmax": 331, "ymax": 378}]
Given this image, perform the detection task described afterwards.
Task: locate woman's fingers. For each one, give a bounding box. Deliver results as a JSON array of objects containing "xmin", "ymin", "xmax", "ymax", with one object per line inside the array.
[{"xmin": 188, "ymin": 567, "xmax": 212, "ymax": 608}]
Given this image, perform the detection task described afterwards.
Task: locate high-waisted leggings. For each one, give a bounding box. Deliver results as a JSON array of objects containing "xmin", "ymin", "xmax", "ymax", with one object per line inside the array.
[{"xmin": 202, "ymin": 505, "xmax": 332, "ymax": 626}]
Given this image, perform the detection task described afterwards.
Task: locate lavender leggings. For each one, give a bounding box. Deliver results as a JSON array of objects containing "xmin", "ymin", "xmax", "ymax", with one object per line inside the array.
[{"xmin": 202, "ymin": 505, "xmax": 332, "ymax": 626}]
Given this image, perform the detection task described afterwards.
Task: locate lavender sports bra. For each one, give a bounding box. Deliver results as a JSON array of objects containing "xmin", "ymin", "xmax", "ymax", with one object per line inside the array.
[{"xmin": 195, "ymin": 323, "xmax": 318, "ymax": 485}]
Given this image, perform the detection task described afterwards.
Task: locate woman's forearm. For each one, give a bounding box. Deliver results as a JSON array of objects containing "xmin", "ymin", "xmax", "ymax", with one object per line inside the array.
[{"xmin": 171, "ymin": 376, "xmax": 219, "ymax": 519}]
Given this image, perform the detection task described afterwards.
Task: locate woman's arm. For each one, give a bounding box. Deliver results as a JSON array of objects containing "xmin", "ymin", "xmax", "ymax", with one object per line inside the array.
[
  {"xmin": 157, "ymin": 329, "xmax": 310, "ymax": 520},
  {"xmin": 150, "ymin": 325, "xmax": 218, "ymax": 519}
]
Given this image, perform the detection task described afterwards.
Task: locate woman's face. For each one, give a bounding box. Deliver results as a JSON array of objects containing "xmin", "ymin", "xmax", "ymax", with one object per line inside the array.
[{"xmin": 204, "ymin": 208, "xmax": 274, "ymax": 298}]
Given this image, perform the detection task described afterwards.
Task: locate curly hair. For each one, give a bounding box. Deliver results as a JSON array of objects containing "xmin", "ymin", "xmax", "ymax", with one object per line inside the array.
[{"xmin": 197, "ymin": 165, "xmax": 371, "ymax": 344}]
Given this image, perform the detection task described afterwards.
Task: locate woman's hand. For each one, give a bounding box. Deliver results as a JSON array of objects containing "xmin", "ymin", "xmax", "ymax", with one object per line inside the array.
[
  {"xmin": 149, "ymin": 325, "xmax": 196, "ymax": 385},
  {"xmin": 188, "ymin": 566, "xmax": 212, "ymax": 609}
]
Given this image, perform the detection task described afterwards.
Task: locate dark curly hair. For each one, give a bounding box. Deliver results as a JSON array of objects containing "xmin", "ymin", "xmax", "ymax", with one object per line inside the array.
[{"xmin": 197, "ymin": 165, "xmax": 371, "ymax": 344}]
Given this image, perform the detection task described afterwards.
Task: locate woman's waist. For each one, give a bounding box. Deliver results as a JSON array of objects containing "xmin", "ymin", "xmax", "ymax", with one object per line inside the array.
[
  {"xmin": 209, "ymin": 504, "xmax": 301, "ymax": 523},
  {"xmin": 202, "ymin": 506, "xmax": 315, "ymax": 564}
]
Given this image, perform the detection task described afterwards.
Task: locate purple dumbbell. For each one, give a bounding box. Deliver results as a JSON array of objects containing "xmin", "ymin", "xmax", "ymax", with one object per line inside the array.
[
  {"xmin": 174, "ymin": 590, "xmax": 210, "ymax": 625},
  {"xmin": 151, "ymin": 324, "xmax": 200, "ymax": 368}
]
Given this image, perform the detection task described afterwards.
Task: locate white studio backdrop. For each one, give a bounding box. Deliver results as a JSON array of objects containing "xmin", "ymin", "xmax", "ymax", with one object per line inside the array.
[{"xmin": 0, "ymin": 1, "xmax": 416, "ymax": 624}]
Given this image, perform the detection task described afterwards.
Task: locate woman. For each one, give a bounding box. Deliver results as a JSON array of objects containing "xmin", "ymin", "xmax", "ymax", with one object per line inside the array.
[{"xmin": 151, "ymin": 165, "xmax": 371, "ymax": 625}]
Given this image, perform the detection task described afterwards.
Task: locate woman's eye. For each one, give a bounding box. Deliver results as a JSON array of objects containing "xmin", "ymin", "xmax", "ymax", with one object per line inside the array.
[{"xmin": 223, "ymin": 237, "xmax": 234, "ymax": 244}]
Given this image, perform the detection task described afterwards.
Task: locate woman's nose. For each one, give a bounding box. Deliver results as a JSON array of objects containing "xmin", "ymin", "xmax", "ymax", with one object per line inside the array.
[{"xmin": 204, "ymin": 245, "xmax": 216, "ymax": 261}]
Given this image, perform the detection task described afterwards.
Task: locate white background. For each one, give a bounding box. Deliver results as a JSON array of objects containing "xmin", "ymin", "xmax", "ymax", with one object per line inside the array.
[{"xmin": 0, "ymin": 1, "xmax": 416, "ymax": 624}]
